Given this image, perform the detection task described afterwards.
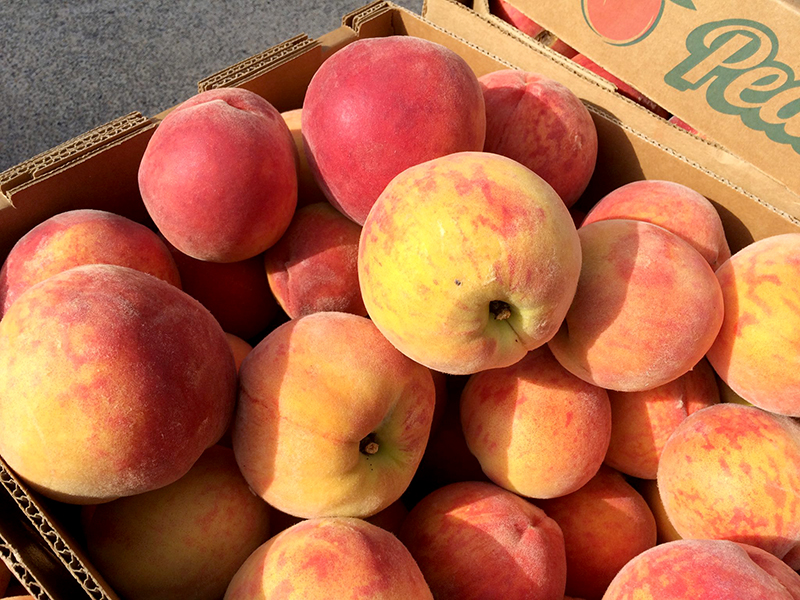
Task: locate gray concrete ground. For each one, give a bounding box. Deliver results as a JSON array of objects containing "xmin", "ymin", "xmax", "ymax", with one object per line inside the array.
[{"xmin": 1, "ymin": 1, "xmax": 422, "ymax": 172}]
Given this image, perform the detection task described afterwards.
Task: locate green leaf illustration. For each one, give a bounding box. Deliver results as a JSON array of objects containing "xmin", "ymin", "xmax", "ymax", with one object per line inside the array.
[{"xmin": 670, "ymin": 0, "xmax": 697, "ymax": 10}]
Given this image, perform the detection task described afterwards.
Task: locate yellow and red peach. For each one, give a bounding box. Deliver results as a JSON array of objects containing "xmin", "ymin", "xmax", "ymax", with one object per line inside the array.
[
  {"xmin": 224, "ymin": 517, "xmax": 433, "ymax": 600},
  {"xmin": 138, "ymin": 87, "xmax": 297, "ymax": 262},
  {"xmin": 398, "ymin": 481, "xmax": 567, "ymax": 600},
  {"xmin": 548, "ymin": 219, "xmax": 724, "ymax": 391},
  {"xmin": 359, "ymin": 151, "xmax": 581, "ymax": 375},
  {"xmin": 657, "ymin": 403, "xmax": 800, "ymax": 561},
  {"xmin": 706, "ymin": 233, "xmax": 800, "ymax": 416},
  {"xmin": 536, "ymin": 465, "xmax": 657, "ymax": 600},
  {"xmin": 225, "ymin": 333, "xmax": 253, "ymax": 373},
  {"xmin": 490, "ymin": 0, "xmax": 577, "ymax": 57},
  {"xmin": 0, "ymin": 208, "xmax": 181, "ymax": 316},
  {"xmin": 460, "ymin": 346, "xmax": 611, "ymax": 499},
  {"xmin": 232, "ymin": 311, "xmax": 435, "ymax": 518},
  {"xmin": 281, "ymin": 108, "xmax": 327, "ymax": 207},
  {"xmin": 83, "ymin": 445, "xmax": 271, "ymax": 600},
  {"xmin": 264, "ymin": 202, "xmax": 366, "ymax": 319},
  {"xmin": 0, "ymin": 264, "xmax": 236, "ymax": 504},
  {"xmin": 581, "ymin": 180, "xmax": 731, "ymax": 270},
  {"xmin": 635, "ymin": 478, "xmax": 683, "ymax": 544},
  {"xmin": 603, "ymin": 358, "xmax": 720, "ymax": 479},
  {"xmin": 302, "ymin": 36, "xmax": 486, "ymax": 225},
  {"xmin": 164, "ymin": 239, "xmax": 278, "ymax": 340},
  {"xmin": 603, "ymin": 539, "xmax": 800, "ymax": 600},
  {"xmin": 479, "ymin": 69, "xmax": 598, "ymax": 207}
]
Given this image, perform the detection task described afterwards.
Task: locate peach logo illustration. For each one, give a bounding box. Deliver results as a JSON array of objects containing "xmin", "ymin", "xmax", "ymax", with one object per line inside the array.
[{"xmin": 582, "ymin": 0, "xmax": 697, "ymax": 46}]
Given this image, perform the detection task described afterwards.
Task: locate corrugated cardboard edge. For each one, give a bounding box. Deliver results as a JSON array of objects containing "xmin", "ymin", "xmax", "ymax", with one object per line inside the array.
[{"xmin": 421, "ymin": 0, "xmax": 800, "ymax": 238}]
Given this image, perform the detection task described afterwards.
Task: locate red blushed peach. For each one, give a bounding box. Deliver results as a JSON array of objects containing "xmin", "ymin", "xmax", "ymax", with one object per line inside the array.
[
  {"xmin": 461, "ymin": 346, "xmax": 611, "ymax": 499},
  {"xmin": 479, "ymin": 70, "xmax": 597, "ymax": 208},
  {"xmin": 165, "ymin": 239, "xmax": 278, "ymax": 341},
  {"xmin": 281, "ymin": 108, "xmax": 327, "ymax": 207},
  {"xmin": 572, "ymin": 54, "xmax": 669, "ymax": 118},
  {"xmin": 536, "ymin": 465, "xmax": 657, "ymax": 600},
  {"xmin": 138, "ymin": 87, "xmax": 297, "ymax": 262},
  {"xmin": 706, "ymin": 233, "xmax": 800, "ymax": 416},
  {"xmin": 669, "ymin": 115, "xmax": 706, "ymax": 138},
  {"xmin": 264, "ymin": 202, "xmax": 366, "ymax": 319},
  {"xmin": 83, "ymin": 446, "xmax": 271, "ymax": 600},
  {"xmin": 657, "ymin": 404, "xmax": 800, "ymax": 561},
  {"xmin": 224, "ymin": 518, "xmax": 433, "ymax": 600},
  {"xmin": 0, "ymin": 208, "xmax": 181, "ymax": 316},
  {"xmin": 398, "ymin": 481, "xmax": 567, "ymax": 600},
  {"xmin": 233, "ymin": 312, "xmax": 435, "ymax": 519},
  {"xmin": 302, "ymin": 36, "xmax": 486, "ymax": 225},
  {"xmin": 548, "ymin": 219, "xmax": 724, "ymax": 391},
  {"xmin": 490, "ymin": 0, "xmax": 577, "ymax": 57},
  {"xmin": 581, "ymin": 180, "xmax": 731, "ymax": 270},
  {"xmin": 603, "ymin": 358, "xmax": 720, "ymax": 480},
  {"xmin": 269, "ymin": 500, "xmax": 409, "ymax": 538},
  {"xmin": 0, "ymin": 264, "xmax": 236, "ymax": 504},
  {"xmin": 603, "ymin": 539, "xmax": 800, "ymax": 600}
]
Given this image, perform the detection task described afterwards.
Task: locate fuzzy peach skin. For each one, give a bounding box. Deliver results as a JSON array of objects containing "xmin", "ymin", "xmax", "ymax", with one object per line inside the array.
[
  {"xmin": 657, "ymin": 403, "xmax": 800, "ymax": 560},
  {"xmin": 602, "ymin": 539, "xmax": 800, "ymax": 600},
  {"xmin": 268, "ymin": 499, "xmax": 409, "ymax": 539},
  {"xmin": 302, "ymin": 36, "xmax": 486, "ymax": 225},
  {"xmin": 83, "ymin": 445, "xmax": 270, "ymax": 600},
  {"xmin": 479, "ymin": 69, "xmax": 597, "ymax": 208},
  {"xmin": 224, "ymin": 518, "xmax": 433, "ymax": 600},
  {"xmin": 0, "ymin": 208, "xmax": 181, "ymax": 316},
  {"xmin": 461, "ymin": 346, "xmax": 611, "ymax": 499},
  {"xmin": 581, "ymin": 180, "xmax": 731, "ymax": 270},
  {"xmin": 537, "ymin": 465, "xmax": 656, "ymax": 600},
  {"xmin": 164, "ymin": 238, "xmax": 278, "ymax": 340},
  {"xmin": 359, "ymin": 151, "xmax": 581, "ymax": 376},
  {"xmin": 636, "ymin": 479, "xmax": 682, "ymax": 545},
  {"xmin": 281, "ymin": 108, "xmax": 327, "ymax": 207},
  {"xmin": 490, "ymin": 0, "xmax": 577, "ymax": 57},
  {"xmin": 0, "ymin": 264, "xmax": 236, "ymax": 504},
  {"xmin": 398, "ymin": 481, "xmax": 567, "ymax": 600},
  {"xmin": 226, "ymin": 334, "xmax": 253, "ymax": 373},
  {"xmin": 138, "ymin": 87, "xmax": 297, "ymax": 262},
  {"xmin": 603, "ymin": 358, "xmax": 720, "ymax": 480},
  {"xmin": 572, "ymin": 54, "xmax": 669, "ymax": 118},
  {"xmin": 706, "ymin": 233, "xmax": 800, "ymax": 416},
  {"xmin": 233, "ymin": 311, "xmax": 435, "ymax": 518},
  {"xmin": 548, "ymin": 219, "xmax": 724, "ymax": 391},
  {"xmin": 264, "ymin": 202, "xmax": 366, "ymax": 319}
]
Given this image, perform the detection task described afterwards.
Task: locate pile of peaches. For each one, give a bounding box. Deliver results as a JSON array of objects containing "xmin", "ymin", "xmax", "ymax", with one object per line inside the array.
[{"xmin": 0, "ymin": 34, "xmax": 798, "ymax": 600}]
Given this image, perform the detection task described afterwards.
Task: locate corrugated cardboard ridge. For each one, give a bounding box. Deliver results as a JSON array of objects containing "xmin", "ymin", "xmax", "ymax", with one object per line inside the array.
[
  {"xmin": 198, "ymin": 34, "xmax": 318, "ymax": 92},
  {"xmin": 0, "ymin": 113, "xmax": 150, "ymax": 207},
  {"xmin": 343, "ymin": 0, "xmax": 396, "ymax": 30},
  {"xmin": 0, "ymin": 540, "xmax": 50, "ymax": 600},
  {"xmin": 0, "ymin": 462, "xmax": 116, "ymax": 600}
]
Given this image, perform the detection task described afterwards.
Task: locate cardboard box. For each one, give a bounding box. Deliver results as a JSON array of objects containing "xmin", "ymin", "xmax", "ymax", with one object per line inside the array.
[
  {"xmin": 0, "ymin": 1, "xmax": 798, "ymax": 598},
  {"xmin": 462, "ymin": 0, "xmax": 800, "ymax": 202}
]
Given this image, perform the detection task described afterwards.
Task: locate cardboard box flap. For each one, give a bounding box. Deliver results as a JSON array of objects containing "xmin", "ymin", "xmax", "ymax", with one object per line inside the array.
[
  {"xmin": 343, "ymin": 0, "xmax": 397, "ymax": 32},
  {"xmin": 0, "ymin": 114, "xmax": 156, "ymax": 260},
  {"xmin": 475, "ymin": 0, "xmax": 800, "ymax": 198}
]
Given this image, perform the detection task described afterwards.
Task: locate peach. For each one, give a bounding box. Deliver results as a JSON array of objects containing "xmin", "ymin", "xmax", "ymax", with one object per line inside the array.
[
  {"xmin": 302, "ymin": 36, "xmax": 486, "ymax": 225},
  {"xmin": 669, "ymin": 115, "xmax": 705, "ymax": 137},
  {"xmin": 548, "ymin": 219, "xmax": 724, "ymax": 391},
  {"xmin": 164, "ymin": 239, "xmax": 278, "ymax": 340},
  {"xmin": 479, "ymin": 69, "xmax": 598, "ymax": 207},
  {"xmin": 233, "ymin": 311, "xmax": 435, "ymax": 518},
  {"xmin": 138, "ymin": 87, "xmax": 297, "ymax": 262},
  {"xmin": 460, "ymin": 346, "xmax": 611, "ymax": 499},
  {"xmin": 263, "ymin": 202, "xmax": 366, "ymax": 319},
  {"xmin": 490, "ymin": 0, "xmax": 577, "ymax": 57},
  {"xmin": 636, "ymin": 478, "xmax": 683, "ymax": 544},
  {"xmin": 572, "ymin": 54, "xmax": 669, "ymax": 118},
  {"xmin": 0, "ymin": 208, "xmax": 181, "ymax": 316},
  {"xmin": 269, "ymin": 499, "xmax": 409, "ymax": 538},
  {"xmin": 581, "ymin": 180, "xmax": 731, "ymax": 270},
  {"xmin": 0, "ymin": 264, "xmax": 236, "ymax": 503},
  {"xmin": 281, "ymin": 108, "xmax": 327, "ymax": 207},
  {"xmin": 603, "ymin": 539, "xmax": 800, "ymax": 599},
  {"xmin": 83, "ymin": 445, "xmax": 270, "ymax": 600},
  {"xmin": 603, "ymin": 358, "xmax": 720, "ymax": 479},
  {"xmin": 537, "ymin": 465, "xmax": 657, "ymax": 600},
  {"xmin": 359, "ymin": 151, "xmax": 581, "ymax": 375},
  {"xmin": 226, "ymin": 333, "xmax": 253, "ymax": 373},
  {"xmin": 398, "ymin": 481, "xmax": 567, "ymax": 600},
  {"xmin": 224, "ymin": 517, "xmax": 433, "ymax": 599},
  {"xmin": 706, "ymin": 233, "xmax": 800, "ymax": 416},
  {"xmin": 657, "ymin": 403, "xmax": 800, "ymax": 560}
]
